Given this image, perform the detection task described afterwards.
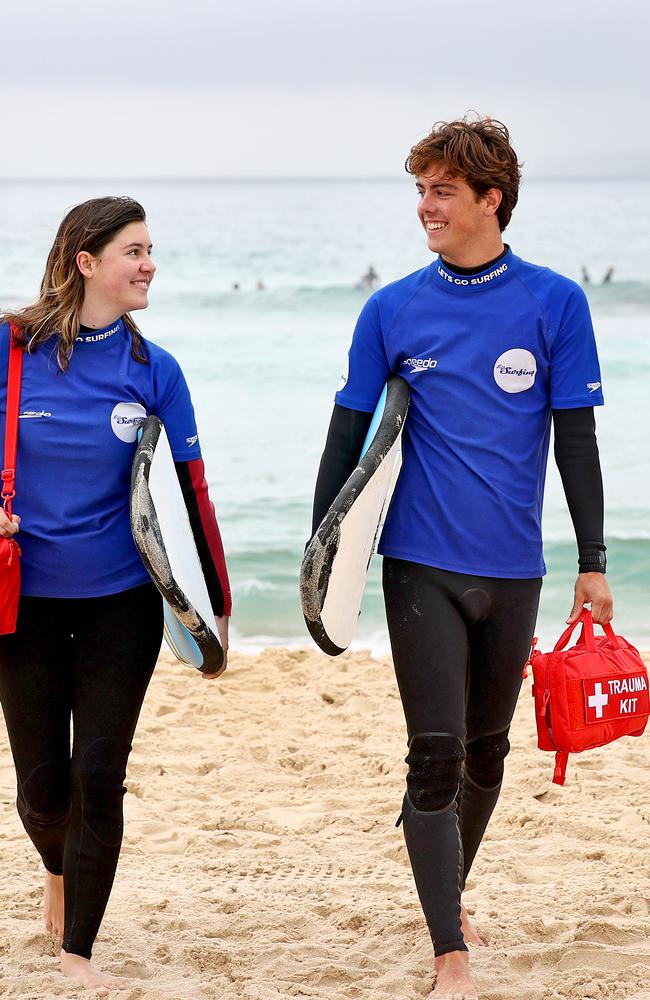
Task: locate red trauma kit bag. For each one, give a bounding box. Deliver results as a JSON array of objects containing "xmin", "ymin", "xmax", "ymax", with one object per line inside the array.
[{"xmin": 524, "ymin": 609, "xmax": 649, "ymax": 785}]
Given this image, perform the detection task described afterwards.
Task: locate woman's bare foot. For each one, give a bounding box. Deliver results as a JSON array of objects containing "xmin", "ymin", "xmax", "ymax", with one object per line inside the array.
[
  {"xmin": 460, "ymin": 903, "xmax": 487, "ymax": 947},
  {"xmin": 430, "ymin": 950, "xmax": 479, "ymax": 999},
  {"xmin": 43, "ymin": 869, "xmax": 64, "ymax": 939},
  {"xmin": 60, "ymin": 951, "xmax": 129, "ymax": 995}
]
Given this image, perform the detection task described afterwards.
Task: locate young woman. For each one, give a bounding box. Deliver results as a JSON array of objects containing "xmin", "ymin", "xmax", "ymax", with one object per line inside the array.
[
  {"xmin": 0, "ymin": 197, "xmax": 231, "ymax": 994},
  {"xmin": 311, "ymin": 118, "xmax": 612, "ymax": 999}
]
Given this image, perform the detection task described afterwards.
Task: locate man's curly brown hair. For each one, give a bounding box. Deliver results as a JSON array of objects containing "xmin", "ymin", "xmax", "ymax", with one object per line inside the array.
[{"xmin": 405, "ymin": 115, "xmax": 523, "ymax": 231}]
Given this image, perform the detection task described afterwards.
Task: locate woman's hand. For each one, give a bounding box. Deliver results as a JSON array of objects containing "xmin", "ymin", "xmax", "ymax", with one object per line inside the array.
[
  {"xmin": 0, "ymin": 509, "xmax": 20, "ymax": 537},
  {"xmin": 202, "ymin": 615, "xmax": 229, "ymax": 680}
]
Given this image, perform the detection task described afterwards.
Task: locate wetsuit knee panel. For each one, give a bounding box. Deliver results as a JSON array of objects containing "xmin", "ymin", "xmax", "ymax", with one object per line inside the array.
[
  {"xmin": 465, "ymin": 730, "xmax": 510, "ymax": 789},
  {"xmin": 405, "ymin": 732, "xmax": 465, "ymax": 812},
  {"xmin": 73, "ymin": 738, "xmax": 129, "ymax": 793},
  {"xmin": 19, "ymin": 760, "xmax": 70, "ymax": 824},
  {"xmin": 72, "ymin": 739, "xmax": 129, "ymax": 846}
]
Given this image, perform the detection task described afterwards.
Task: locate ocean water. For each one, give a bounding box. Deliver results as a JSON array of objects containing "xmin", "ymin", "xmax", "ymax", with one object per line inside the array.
[{"xmin": 0, "ymin": 178, "xmax": 648, "ymax": 651}]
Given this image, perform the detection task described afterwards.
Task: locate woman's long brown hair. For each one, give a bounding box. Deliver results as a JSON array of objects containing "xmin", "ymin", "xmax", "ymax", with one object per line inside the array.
[{"xmin": 1, "ymin": 196, "xmax": 149, "ymax": 370}]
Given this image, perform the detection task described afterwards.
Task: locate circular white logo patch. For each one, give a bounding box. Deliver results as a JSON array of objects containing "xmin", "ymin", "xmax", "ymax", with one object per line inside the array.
[
  {"xmin": 111, "ymin": 402, "xmax": 147, "ymax": 442},
  {"xmin": 493, "ymin": 349, "xmax": 537, "ymax": 394}
]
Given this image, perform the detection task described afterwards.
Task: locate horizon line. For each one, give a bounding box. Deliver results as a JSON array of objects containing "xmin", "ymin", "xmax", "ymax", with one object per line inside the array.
[{"xmin": 0, "ymin": 174, "xmax": 649, "ymax": 184}]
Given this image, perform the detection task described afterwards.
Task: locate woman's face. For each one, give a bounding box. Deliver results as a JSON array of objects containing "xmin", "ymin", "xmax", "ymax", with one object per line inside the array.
[{"xmin": 82, "ymin": 221, "xmax": 156, "ymax": 315}]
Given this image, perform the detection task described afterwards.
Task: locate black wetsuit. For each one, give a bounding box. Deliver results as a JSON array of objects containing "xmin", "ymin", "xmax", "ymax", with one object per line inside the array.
[{"xmin": 311, "ymin": 252, "xmax": 606, "ymax": 956}]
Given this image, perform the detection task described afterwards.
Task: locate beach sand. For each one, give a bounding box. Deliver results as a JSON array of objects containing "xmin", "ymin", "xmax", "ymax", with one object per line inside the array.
[{"xmin": 0, "ymin": 646, "xmax": 649, "ymax": 999}]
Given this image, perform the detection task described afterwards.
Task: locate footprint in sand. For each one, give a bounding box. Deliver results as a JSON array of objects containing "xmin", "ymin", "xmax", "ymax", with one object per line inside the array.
[
  {"xmin": 557, "ymin": 943, "xmax": 650, "ymax": 972},
  {"xmin": 573, "ymin": 918, "xmax": 646, "ymax": 946}
]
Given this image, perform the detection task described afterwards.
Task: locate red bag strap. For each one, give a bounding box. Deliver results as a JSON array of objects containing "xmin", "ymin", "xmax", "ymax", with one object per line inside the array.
[
  {"xmin": 553, "ymin": 608, "xmax": 622, "ymax": 653},
  {"xmin": 553, "ymin": 751, "xmax": 569, "ymax": 785},
  {"xmin": 600, "ymin": 621, "xmax": 622, "ymax": 648},
  {"xmin": 553, "ymin": 610, "xmax": 589, "ymax": 652},
  {"xmin": 2, "ymin": 323, "xmax": 23, "ymax": 518}
]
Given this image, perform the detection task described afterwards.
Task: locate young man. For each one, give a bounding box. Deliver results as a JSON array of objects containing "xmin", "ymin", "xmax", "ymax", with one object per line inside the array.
[{"xmin": 311, "ymin": 117, "xmax": 612, "ymax": 999}]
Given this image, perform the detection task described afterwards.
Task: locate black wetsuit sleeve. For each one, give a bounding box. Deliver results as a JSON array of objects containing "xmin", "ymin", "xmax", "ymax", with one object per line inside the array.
[
  {"xmin": 311, "ymin": 404, "xmax": 373, "ymax": 536},
  {"xmin": 552, "ymin": 407, "xmax": 606, "ymax": 573}
]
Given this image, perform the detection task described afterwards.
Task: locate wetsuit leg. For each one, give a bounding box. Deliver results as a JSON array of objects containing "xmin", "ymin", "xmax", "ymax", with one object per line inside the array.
[
  {"xmin": 383, "ymin": 559, "xmax": 542, "ymax": 956},
  {"xmin": 0, "ymin": 583, "xmax": 162, "ymax": 960},
  {"xmin": 0, "ymin": 596, "xmax": 74, "ymax": 876},
  {"xmin": 63, "ymin": 583, "xmax": 163, "ymax": 959},
  {"xmin": 383, "ymin": 558, "xmax": 468, "ymax": 957},
  {"xmin": 459, "ymin": 576, "xmax": 541, "ymax": 884}
]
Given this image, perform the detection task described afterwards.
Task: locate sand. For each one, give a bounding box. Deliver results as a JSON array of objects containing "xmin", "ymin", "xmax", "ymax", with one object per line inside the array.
[{"xmin": 0, "ymin": 646, "xmax": 649, "ymax": 1000}]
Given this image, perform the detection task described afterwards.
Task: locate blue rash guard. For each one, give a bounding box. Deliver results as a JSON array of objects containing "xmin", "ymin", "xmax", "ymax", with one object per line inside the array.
[
  {"xmin": 335, "ymin": 247, "xmax": 604, "ymax": 578},
  {"xmin": 0, "ymin": 318, "xmax": 203, "ymax": 598}
]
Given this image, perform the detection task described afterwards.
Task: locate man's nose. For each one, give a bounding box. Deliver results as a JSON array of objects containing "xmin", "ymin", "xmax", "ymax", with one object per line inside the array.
[{"xmin": 420, "ymin": 191, "xmax": 437, "ymax": 213}]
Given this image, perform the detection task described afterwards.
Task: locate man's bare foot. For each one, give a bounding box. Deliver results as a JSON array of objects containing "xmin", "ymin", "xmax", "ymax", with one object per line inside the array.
[
  {"xmin": 429, "ymin": 950, "xmax": 479, "ymax": 999},
  {"xmin": 43, "ymin": 869, "xmax": 64, "ymax": 939},
  {"xmin": 60, "ymin": 951, "xmax": 129, "ymax": 995},
  {"xmin": 460, "ymin": 903, "xmax": 487, "ymax": 947}
]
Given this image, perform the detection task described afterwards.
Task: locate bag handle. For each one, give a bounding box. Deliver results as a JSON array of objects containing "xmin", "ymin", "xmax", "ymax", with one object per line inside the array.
[
  {"xmin": 553, "ymin": 607, "xmax": 621, "ymax": 653},
  {"xmin": 2, "ymin": 323, "xmax": 23, "ymax": 519}
]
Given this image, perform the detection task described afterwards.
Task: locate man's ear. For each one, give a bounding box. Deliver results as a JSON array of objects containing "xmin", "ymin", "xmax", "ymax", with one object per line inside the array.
[
  {"xmin": 483, "ymin": 188, "xmax": 503, "ymax": 215},
  {"xmin": 76, "ymin": 250, "xmax": 95, "ymax": 278},
  {"xmin": 484, "ymin": 188, "xmax": 502, "ymax": 218}
]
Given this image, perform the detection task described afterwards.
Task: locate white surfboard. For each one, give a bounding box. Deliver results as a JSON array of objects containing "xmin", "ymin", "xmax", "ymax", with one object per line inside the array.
[
  {"xmin": 300, "ymin": 376, "xmax": 410, "ymax": 655},
  {"xmin": 130, "ymin": 417, "xmax": 224, "ymax": 674}
]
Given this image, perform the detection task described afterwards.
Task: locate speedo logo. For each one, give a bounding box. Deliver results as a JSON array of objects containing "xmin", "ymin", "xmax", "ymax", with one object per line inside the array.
[
  {"xmin": 587, "ymin": 381, "xmax": 601, "ymax": 393},
  {"xmin": 186, "ymin": 434, "xmax": 198, "ymax": 447},
  {"xmin": 76, "ymin": 324, "xmax": 120, "ymax": 344},
  {"xmin": 19, "ymin": 410, "xmax": 52, "ymax": 418},
  {"xmin": 403, "ymin": 357, "xmax": 438, "ymax": 374},
  {"xmin": 438, "ymin": 263, "xmax": 508, "ymax": 286}
]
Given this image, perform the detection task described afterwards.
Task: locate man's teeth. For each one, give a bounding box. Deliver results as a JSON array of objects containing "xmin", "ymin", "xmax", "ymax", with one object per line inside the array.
[
  {"xmin": 426, "ymin": 222, "xmax": 447, "ymax": 231},
  {"xmin": 133, "ymin": 281, "xmax": 149, "ymax": 287}
]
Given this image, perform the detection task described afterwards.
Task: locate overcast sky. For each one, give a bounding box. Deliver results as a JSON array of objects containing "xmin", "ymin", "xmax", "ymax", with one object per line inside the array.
[{"xmin": 1, "ymin": 0, "xmax": 648, "ymax": 178}]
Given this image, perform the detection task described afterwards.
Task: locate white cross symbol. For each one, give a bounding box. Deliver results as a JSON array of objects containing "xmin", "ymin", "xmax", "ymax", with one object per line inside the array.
[{"xmin": 588, "ymin": 683, "xmax": 609, "ymax": 719}]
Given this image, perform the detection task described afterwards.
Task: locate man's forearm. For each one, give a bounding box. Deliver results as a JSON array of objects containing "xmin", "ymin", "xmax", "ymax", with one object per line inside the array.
[
  {"xmin": 311, "ymin": 404, "xmax": 373, "ymax": 536},
  {"xmin": 553, "ymin": 406, "xmax": 606, "ymax": 573}
]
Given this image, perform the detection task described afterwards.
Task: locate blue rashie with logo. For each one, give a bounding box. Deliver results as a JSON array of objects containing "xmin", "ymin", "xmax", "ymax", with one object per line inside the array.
[
  {"xmin": 335, "ymin": 248, "xmax": 604, "ymax": 578},
  {"xmin": 0, "ymin": 319, "xmax": 201, "ymax": 597}
]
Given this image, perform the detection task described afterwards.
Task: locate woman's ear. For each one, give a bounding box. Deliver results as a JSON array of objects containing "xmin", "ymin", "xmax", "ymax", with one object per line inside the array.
[{"xmin": 76, "ymin": 250, "xmax": 95, "ymax": 278}]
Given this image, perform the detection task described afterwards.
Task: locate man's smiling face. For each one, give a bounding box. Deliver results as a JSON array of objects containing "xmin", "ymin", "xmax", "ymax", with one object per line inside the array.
[{"xmin": 415, "ymin": 166, "xmax": 502, "ymax": 266}]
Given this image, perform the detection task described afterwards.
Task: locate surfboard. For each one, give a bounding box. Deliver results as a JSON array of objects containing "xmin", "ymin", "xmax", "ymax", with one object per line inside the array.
[
  {"xmin": 130, "ymin": 416, "xmax": 224, "ymax": 675},
  {"xmin": 300, "ymin": 376, "xmax": 410, "ymax": 656}
]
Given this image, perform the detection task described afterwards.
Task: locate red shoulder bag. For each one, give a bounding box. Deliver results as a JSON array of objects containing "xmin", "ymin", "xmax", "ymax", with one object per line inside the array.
[
  {"xmin": 0, "ymin": 323, "xmax": 23, "ymax": 635},
  {"xmin": 524, "ymin": 609, "xmax": 649, "ymax": 785}
]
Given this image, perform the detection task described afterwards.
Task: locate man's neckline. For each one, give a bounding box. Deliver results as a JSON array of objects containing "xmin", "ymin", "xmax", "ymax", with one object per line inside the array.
[{"xmin": 440, "ymin": 245, "xmax": 509, "ymax": 276}]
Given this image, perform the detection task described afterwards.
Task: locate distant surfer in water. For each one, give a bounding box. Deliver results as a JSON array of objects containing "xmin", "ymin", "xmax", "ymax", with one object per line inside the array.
[
  {"xmin": 0, "ymin": 197, "xmax": 231, "ymax": 994},
  {"xmin": 310, "ymin": 116, "xmax": 613, "ymax": 999},
  {"xmin": 357, "ymin": 265, "xmax": 379, "ymax": 290}
]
